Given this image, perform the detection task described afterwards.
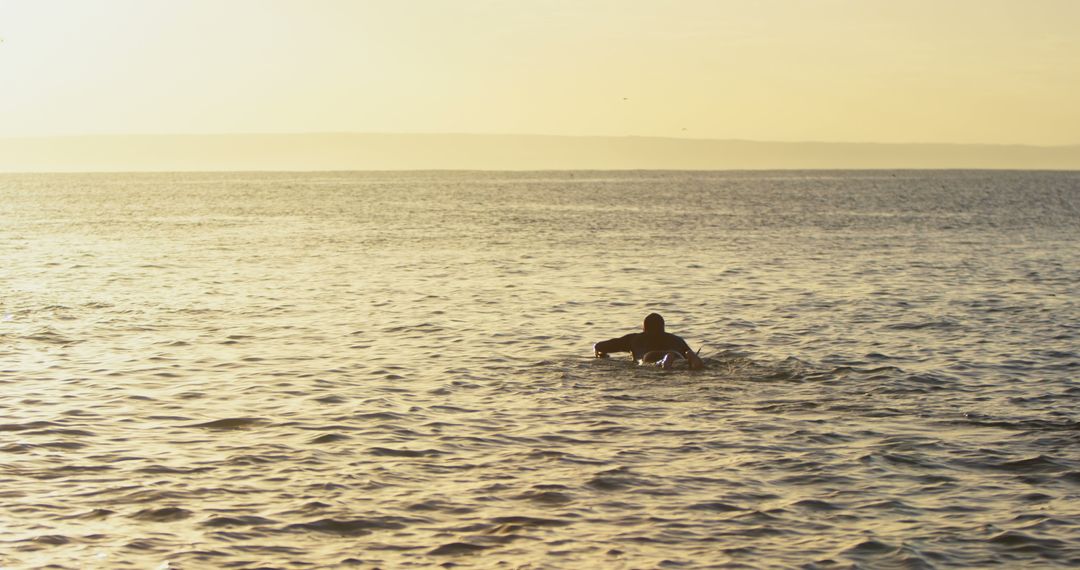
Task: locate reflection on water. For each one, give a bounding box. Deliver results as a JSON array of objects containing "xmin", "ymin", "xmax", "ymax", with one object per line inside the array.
[{"xmin": 1, "ymin": 170, "xmax": 1078, "ymax": 568}]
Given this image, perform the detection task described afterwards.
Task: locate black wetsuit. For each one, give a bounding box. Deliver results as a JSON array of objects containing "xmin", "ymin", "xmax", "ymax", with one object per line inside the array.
[{"xmin": 595, "ymin": 331, "xmax": 692, "ymax": 361}]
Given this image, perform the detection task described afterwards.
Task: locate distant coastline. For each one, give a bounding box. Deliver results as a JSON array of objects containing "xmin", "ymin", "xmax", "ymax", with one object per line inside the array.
[{"xmin": 2, "ymin": 133, "xmax": 1079, "ymax": 172}]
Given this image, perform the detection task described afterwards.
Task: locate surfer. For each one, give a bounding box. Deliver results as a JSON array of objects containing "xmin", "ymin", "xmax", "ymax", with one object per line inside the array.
[{"xmin": 593, "ymin": 313, "xmax": 705, "ymax": 370}]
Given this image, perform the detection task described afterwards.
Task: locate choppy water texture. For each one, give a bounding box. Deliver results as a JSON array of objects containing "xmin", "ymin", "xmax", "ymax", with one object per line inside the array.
[{"xmin": 1, "ymin": 170, "xmax": 1079, "ymax": 569}]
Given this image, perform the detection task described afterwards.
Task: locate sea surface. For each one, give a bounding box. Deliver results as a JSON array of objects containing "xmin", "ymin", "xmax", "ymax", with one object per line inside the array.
[{"xmin": 1, "ymin": 170, "xmax": 1078, "ymax": 569}]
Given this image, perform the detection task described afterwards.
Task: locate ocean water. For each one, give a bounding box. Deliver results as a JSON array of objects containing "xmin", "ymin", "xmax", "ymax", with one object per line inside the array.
[{"xmin": 1, "ymin": 170, "xmax": 1078, "ymax": 569}]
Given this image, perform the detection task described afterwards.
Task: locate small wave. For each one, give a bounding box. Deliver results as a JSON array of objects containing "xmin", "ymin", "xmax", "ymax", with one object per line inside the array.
[
  {"xmin": 0, "ymin": 421, "xmax": 59, "ymax": 432},
  {"xmin": 112, "ymin": 488, "xmax": 187, "ymax": 503},
  {"xmin": 789, "ymin": 499, "xmax": 842, "ymax": 511},
  {"xmin": 225, "ymin": 453, "xmax": 293, "ymax": 466},
  {"xmin": 30, "ymin": 535, "xmax": 72, "ymax": 545},
  {"xmin": 490, "ymin": 515, "xmax": 572, "ymax": 528},
  {"xmin": 687, "ymin": 501, "xmax": 745, "ymax": 513},
  {"xmin": 63, "ymin": 508, "xmax": 115, "ymax": 520},
  {"xmin": 186, "ymin": 417, "xmax": 267, "ymax": 430},
  {"xmin": 201, "ymin": 515, "xmax": 277, "ymax": 527},
  {"xmin": 855, "ymin": 499, "xmax": 918, "ymax": 512},
  {"xmin": 1018, "ymin": 492, "xmax": 1054, "ymax": 503},
  {"xmin": 368, "ymin": 447, "xmax": 442, "ymax": 457},
  {"xmin": 131, "ymin": 507, "xmax": 193, "ymax": 522},
  {"xmin": 405, "ymin": 500, "xmax": 474, "ymax": 515},
  {"xmin": 38, "ymin": 441, "xmax": 87, "ymax": 450},
  {"xmin": 885, "ymin": 320, "xmax": 961, "ymax": 331},
  {"xmin": 23, "ymin": 327, "xmax": 80, "ymax": 345},
  {"xmin": 994, "ymin": 455, "xmax": 1071, "ymax": 473},
  {"xmin": 953, "ymin": 415, "xmax": 1080, "ymax": 433},
  {"xmin": 834, "ymin": 539, "xmax": 936, "ymax": 570},
  {"xmin": 136, "ymin": 466, "xmax": 216, "ymax": 475},
  {"xmin": 586, "ymin": 467, "xmax": 652, "ymax": 491},
  {"xmin": 1, "ymin": 443, "xmax": 32, "ymax": 453},
  {"xmin": 286, "ymin": 517, "xmax": 411, "ymax": 536},
  {"xmin": 310, "ymin": 433, "xmax": 351, "ymax": 444},
  {"xmin": 350, "ymin": 411, "xmax": 408, "ymax": 421},
  {"xmin": 988, "ymin": 530, "xmax": 1067, "ymax": 552},
  {"xmin": 953, "ymin": 454, "xmax": 1071, "ymax": 474},
  {"xmin": 514, "ymin": 489, "xmax": 575, "ymax": 505},
  {"xmin": 429, "ymin": 542, "xmax": 489, "ymax": 556}
]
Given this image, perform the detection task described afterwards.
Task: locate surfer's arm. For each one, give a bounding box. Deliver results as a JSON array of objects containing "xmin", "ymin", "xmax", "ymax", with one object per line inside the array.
[
  {"xmin": 675, "ymin": 336, "xmax": 705, "ymax": 370},
  {"xmin": 593, "ymin": 334, "xmax": 633, "ymax": 358},
  {"xmin": 685, "ymin": 348, "xmax": 705, "ymax": 370}
]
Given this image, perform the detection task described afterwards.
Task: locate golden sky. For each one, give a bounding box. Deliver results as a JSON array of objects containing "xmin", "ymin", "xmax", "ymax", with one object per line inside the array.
[{"xmin": 1, "ymin": 0, "xmax": 1078, "ymax": 145}]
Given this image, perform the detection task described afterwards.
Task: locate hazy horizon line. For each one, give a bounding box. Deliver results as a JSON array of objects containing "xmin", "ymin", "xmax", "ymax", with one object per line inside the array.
[
  {"xmin": 4, "ymin": 132, "xmax": 1080, "ymax": 173},
  {"xmin": 3, "ymin": 131, "xmax": 1079, "ymax": 149}
]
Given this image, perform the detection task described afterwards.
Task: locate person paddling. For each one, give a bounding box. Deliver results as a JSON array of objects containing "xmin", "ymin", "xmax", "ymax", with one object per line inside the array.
[{"xmin": 593, "ymin": 313, "xmax": 705, "ymax": 370}]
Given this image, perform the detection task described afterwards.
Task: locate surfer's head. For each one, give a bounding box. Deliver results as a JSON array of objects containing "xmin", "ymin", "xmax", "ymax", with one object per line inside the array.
[{"xmin": 643, "ymin": 313, "xmax": 665, "ymax": 334}]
